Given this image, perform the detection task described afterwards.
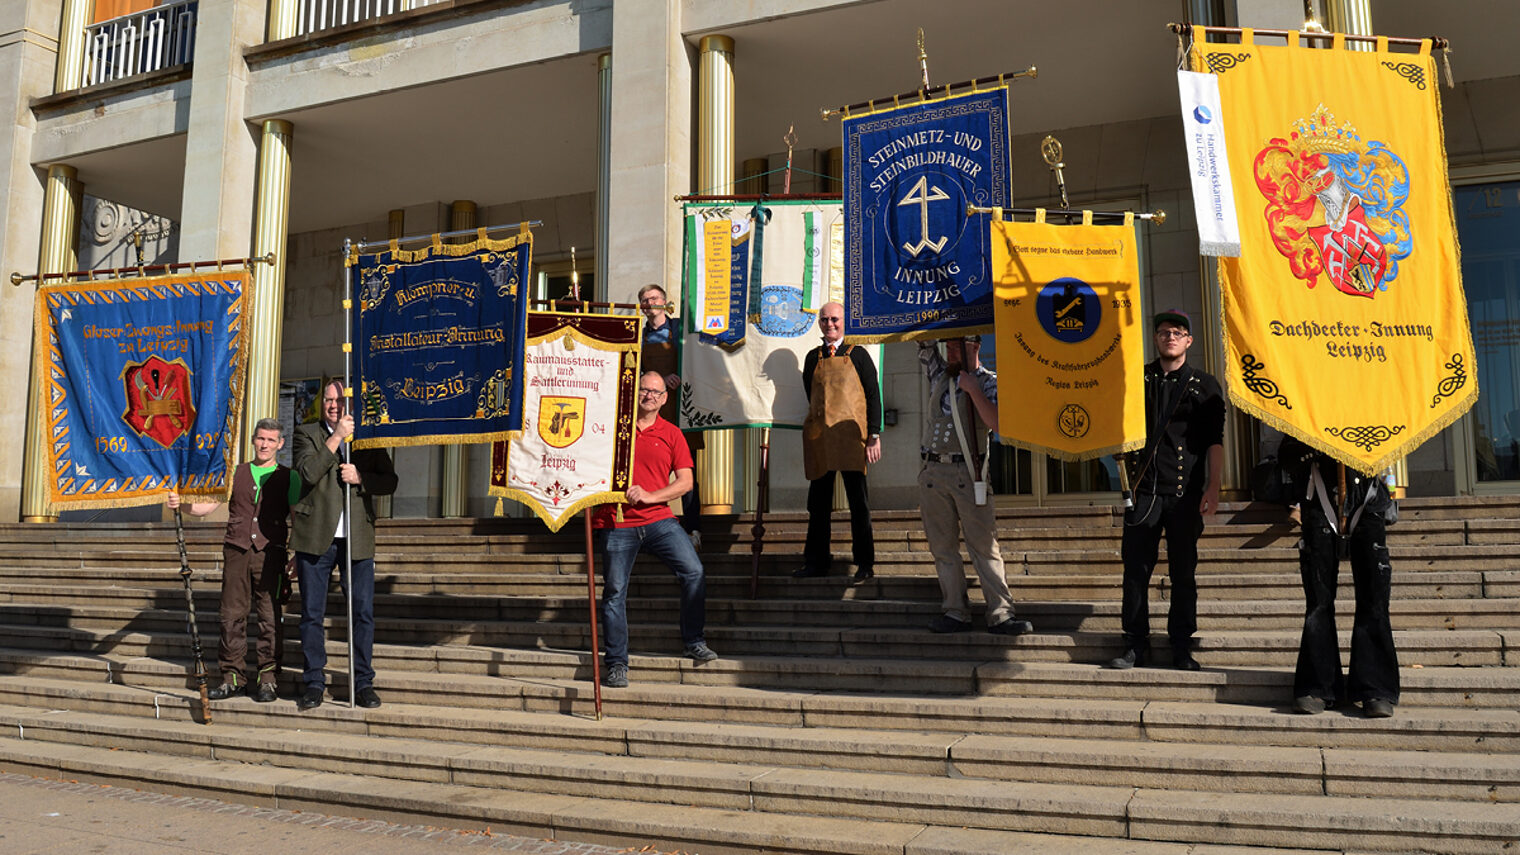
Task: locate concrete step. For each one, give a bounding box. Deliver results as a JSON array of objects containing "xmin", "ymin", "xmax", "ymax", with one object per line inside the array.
[
  {"xmin": 2, "ymin": 599, "xmax": 1514, "ymax": 673},
  {"xmin": 0, "ymin": 710, "xmax": 1514, "ymax": 853},
  {"xmin": 0, "ymin": 563, "xmax": 1502, "ymax": 608},
  {"xmin": 3, "ymin": 624, "xmax": 1513, "ymax": 707},
  {"xmin": 2, "ymin": 669, "xmax": 1518, "ymax": 754},
  {"xmin": 13, "ymin": 688, "xmax": 1513, "ymax": 803}
]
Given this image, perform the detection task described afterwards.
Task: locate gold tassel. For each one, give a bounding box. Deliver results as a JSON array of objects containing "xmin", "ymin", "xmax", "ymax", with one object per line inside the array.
[
  {"xmin": 493, "ymin": 497, "xmax": 503, "ymax": 517},
  {"xmin": 1442, "ymin": 42, "xmax": 1455, "ymax": 89}
]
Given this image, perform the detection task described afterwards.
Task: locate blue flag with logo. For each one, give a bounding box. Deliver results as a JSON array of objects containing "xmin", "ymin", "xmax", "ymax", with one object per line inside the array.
[
  {"xmin": 349, "ymin": 229, "xmax": 530, "ymax": 449},
  {"xmin": 34, "ymin": 271, "xmax": 251, "ymax": 510},
  {"xmin": 843, "ymin": 87, "xmax": 1011, "ymax": 342}
]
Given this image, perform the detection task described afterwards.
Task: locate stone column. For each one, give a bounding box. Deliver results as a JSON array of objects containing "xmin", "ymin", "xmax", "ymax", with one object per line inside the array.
[
  {"xmin": 246, "ymin": 120, "xmax": 294, "ymax": 446},
  {"xmin": 177, "ymin": 0, "xmax": 262, "ymax": 264},
  {"xmin": 596, "ymin": 52, "xmax": 612, "ymax": 302},
  {"xmin": 21, "ymin": 164, "xmax": 82, "ymax": 522},
  {"xmin": 440, "ymin": 200, "xmax": 476, "ymax": 518},
  {"xmin": 266, "ymin": 0, "xmax": 299, "ymax": 41},
  {"xmin": 2, "ymin": 4, "xmax": 63, "ymax": 521},
  {"xmin": 53, "ymin": 0, "xmax": 89, "ymax": 93},
  {"xmin": 696, "ymin": 34, "xmax": 737, "ymax": 514},
  {"xmin": 1325, "ymin": 0, "xmax": 1373, "ymax": 48}
]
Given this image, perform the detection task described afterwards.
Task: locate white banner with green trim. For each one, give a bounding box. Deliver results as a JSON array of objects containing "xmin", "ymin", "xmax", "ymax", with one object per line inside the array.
[{"xmin": 680, "ymin": 200, "xmax": 880, "ymax": 430}]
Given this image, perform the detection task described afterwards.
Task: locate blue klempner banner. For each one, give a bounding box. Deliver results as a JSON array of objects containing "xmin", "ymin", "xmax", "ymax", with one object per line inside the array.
[
  {"xmin": 34, "ymin": 271, "xmax": 251, "ymax": 510},
  {"xmin": 349, "ymin": 229, "xmax": 530, "ymax": 449},
  {"xmin": 843, "ymin": 87, "xmax": 1011, "ymax": 342}
]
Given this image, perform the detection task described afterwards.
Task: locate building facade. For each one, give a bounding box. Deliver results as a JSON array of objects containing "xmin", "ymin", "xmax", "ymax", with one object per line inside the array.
[{"xmin": 2, "ymin": 0, "xmax": 1517, "ymax": 522}]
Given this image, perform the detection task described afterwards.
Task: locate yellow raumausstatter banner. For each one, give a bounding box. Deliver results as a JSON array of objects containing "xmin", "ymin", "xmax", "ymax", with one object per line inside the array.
[
  {"xmin": 1194, "ymin": 29, "xmax": 1476, "ymax": 473},
  {"xmin": 991, "ymin": 211, "xmax": 1146, "ymax": 460}
]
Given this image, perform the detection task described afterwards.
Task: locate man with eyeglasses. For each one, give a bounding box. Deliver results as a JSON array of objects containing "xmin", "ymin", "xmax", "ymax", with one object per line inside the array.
[
  {"xmin": 1109, "ymin": 310, "xmax": 1224, "ymax": 672},
  {"xmin": 796, "ymin": 301, "xmax": 882, "ymax": 584},
  {"xmin": 592, "ymin": 370, "xmax": 717, "ymax": 688}
]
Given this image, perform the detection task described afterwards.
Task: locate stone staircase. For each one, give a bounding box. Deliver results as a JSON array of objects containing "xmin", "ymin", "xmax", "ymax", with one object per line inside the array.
[{"xmin": 0, "ymin": 498, "xmax": 1516, "ymax": 854}]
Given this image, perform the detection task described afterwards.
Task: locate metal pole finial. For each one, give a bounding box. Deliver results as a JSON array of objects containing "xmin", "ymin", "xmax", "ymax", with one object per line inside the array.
[{"xmin": 917, "ymin": 28, "xmax": 930, "ymax": 90}]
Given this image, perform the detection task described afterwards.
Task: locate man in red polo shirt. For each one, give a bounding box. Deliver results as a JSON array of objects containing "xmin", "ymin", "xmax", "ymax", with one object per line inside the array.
[{"xmin": 592, "ymin": 370, "xmax": 716, "ymax": 688}]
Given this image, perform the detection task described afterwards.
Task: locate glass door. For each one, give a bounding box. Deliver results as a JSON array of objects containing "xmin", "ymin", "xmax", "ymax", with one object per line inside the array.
[{"xmin": 1455, "ymin": 179, "xmax": 1520, "ymax": 488}]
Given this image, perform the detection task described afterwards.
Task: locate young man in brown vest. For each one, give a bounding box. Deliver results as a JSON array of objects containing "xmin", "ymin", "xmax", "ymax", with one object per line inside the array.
[
  {"xmin": 797, "ymin": 301, "xmax": 882, "ymax": 583},
  {"xmin": 168, "ymin": 417, "xmax": 301, "ymax": 702}
]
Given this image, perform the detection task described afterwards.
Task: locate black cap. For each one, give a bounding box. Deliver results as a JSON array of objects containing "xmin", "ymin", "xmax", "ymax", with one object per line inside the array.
[{"xmin": 1154, "ymin": 309, "xmax": 1191, "ymax": 332}]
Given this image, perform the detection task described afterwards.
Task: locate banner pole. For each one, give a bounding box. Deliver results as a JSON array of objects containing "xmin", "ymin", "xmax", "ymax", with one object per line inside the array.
[
  {"xmin": 819, "ymin": 66, "xmax": 1036, "ymax": 119},
  {"xmin": 174, "ymin": 507, "xmax": 212, "ymax": 724},
  {"xmin": 352, "ymin": 220, "xmax": 543, "ymax": 253},
  {"xmin": 750, "ymin": 427, "xmax": 770, "ymax": 599},
  {"xmin": 342, "ymin": 238, "xmax": 357, "ymax": 708},
  {"xmin": 1337, "ymin": 463, "xmax": 1349, "ymax": 535},
  {"xmin": 583, "ymin": 508, "xmax": 603, "ymax": 719}
]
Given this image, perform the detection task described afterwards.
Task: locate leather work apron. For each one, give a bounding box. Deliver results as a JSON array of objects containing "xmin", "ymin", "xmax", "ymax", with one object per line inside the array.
[{"xmin": 802, "ymin": 345, "xmax": 868, "ymax": 481}]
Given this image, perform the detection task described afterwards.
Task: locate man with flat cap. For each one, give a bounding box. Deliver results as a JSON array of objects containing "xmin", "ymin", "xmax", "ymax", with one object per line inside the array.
[{"xmin": 1109, "ymin": 310, "xmax": 1224, "ymax": 671}]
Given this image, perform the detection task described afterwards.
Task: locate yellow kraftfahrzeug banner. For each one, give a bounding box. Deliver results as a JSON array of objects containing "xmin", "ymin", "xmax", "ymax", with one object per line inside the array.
[
  {"xmin": 1193, "ymin": 28, "xmax": 1476, "ymax": 473},
  {"xmin": 991, "ymin": 211, "xmax": 1146, "ymax": 460}
]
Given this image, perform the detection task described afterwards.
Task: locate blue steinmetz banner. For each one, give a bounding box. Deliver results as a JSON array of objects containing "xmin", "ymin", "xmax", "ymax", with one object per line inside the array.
[
  {"xmin": 844, "ymin": 87, "xmax": 1011, "ymax": 342},
  {"xmin": 350, "ymin": 230, "xmax": 530, "ymax": 449}
]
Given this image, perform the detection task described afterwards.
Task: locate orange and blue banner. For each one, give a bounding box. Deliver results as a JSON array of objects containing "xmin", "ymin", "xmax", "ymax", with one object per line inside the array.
[
  {"xmin": 990, "ymin": 211, "xmax": 1147, "ymax": 460},
  {"xmin": 349, "ymin": 228, "xmax": 531, "ymax": 449},
  {"xmin": 33, "ymin": 270, "xmax": 250, "ymax": 510}
]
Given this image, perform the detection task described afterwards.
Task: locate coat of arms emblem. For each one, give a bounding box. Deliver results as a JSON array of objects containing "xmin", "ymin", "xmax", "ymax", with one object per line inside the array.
[{"xmin": 121, "ymin": 355, "xmax": 196, "ymax": 448}]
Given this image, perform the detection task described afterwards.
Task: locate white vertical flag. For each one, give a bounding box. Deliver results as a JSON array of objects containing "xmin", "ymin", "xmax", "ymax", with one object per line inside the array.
[{"xmin": 1179, "ymin": 70, "xmax": 1241, "ymax": 257}]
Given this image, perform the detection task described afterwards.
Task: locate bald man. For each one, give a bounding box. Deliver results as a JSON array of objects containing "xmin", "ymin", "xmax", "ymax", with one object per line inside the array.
[{"xmin": 796, "ymin": 301, "xmax": 882, "ymax": 584}]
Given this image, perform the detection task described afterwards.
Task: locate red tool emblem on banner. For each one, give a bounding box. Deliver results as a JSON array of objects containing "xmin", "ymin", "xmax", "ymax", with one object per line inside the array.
[{"xmin": 121, "ymin": 355, "xmax": 196, "ymax": 448}]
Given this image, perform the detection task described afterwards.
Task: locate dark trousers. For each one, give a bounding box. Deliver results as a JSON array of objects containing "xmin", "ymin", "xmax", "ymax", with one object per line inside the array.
[
  {"xmin": 804, "ymin": 469, "xmax": 874, "ymax": 572},
  {"xmin": 1294, "ymin": 501, "xmax": 1399, "ymax": 705},
  {"xmin": 296, "ymin": 540, "xmax": 375, "ymax": 691},
  {"xmin": 1119, "ymin": 491, "xmax": 1203, "ymax": 652},
  {"xmin": 218, "ymin": 544, "xmax": 286, "ymax": 686},
  {"xmin": 681, "ymin": 476, "xmax": 702, "ymax": 535}
]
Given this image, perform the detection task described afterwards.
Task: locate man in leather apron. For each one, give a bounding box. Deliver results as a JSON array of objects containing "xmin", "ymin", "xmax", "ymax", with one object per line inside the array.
[{"xmin": 797, "ymin": 302, "xmax": 881, "ymax": 583}]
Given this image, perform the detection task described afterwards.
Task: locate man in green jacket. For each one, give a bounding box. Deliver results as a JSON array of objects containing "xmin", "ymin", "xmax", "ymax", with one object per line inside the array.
[{"xmin": 291, "ymin": 379, "xmax": 397, "ymax": 711}]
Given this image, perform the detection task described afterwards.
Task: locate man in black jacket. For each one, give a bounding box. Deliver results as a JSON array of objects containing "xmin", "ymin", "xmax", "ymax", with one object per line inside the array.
[
  {"xmin": 1110, "ymin": 310, "xmax": 1224, "ymax": 671},
  {"xmin": 290, "ymin": 379, "xmax": 397, "ymax": 711},
  {"xmin": 1278, "ymin": 436, "xmax": 1399, "ymax": 718}
]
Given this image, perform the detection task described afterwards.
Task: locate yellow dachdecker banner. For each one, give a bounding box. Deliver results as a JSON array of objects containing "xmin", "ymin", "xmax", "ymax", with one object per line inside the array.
[
  {"xmin": 1193, "ymin": 29, "xmax": 1476, "ymax": 473},
  {"xmin": 991, "ymin": 211, "xmax": 1146, "ymax": 460}
]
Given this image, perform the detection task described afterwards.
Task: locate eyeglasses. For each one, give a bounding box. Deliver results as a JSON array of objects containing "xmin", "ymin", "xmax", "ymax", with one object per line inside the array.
[
  {"xmin": 1156, "ymin": 329, "xmax": 1191, "ymax": 340},
  {"xmin": 638, "ymin": 388, "xmax": 666, "ymax": 397},
  {"xmin": 818, "ymin": 317, "xmax": 842, "ymax": 325}
]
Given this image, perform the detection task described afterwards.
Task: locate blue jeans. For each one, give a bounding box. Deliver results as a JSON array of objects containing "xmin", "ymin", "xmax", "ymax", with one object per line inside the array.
[
  {"xmin": 296, "ymin": 540, "xmax": 375, "ymax": 691},
  {"xmin": 598, "ymin": 516, "xmax": 707, "ymax": 667}
]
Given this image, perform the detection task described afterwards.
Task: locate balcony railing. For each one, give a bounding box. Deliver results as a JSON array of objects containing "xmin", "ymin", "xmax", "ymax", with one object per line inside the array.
[
  {"xmin": 83, "ymin": 0, "xmax": 198, "ymax": 89},
  {"xmin": 295, "ymin": 0, "xmax": 444, "ymax": 37}
]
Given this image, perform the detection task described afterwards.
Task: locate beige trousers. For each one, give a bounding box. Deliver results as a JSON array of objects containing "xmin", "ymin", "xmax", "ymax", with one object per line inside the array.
[{"xmin": 917, "ymin": 460, "xmax": 1014, "ymax": 624}]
